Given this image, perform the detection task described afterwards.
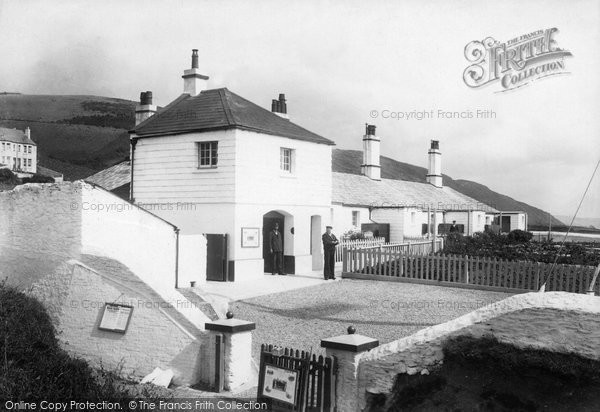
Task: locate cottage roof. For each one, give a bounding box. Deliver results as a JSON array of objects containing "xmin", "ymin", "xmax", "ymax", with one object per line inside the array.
[
  {"xmin": 85, "ymin": 161, "xmax": 130, "ymax": 191},
  {"xmin": 132, "ymin": 88, "xmax": 335, "ymax": 146},
  {"xmin": 332, "ymin": 172, "xmax": 498, "ymax": 212},
  {"xmin": 37, "ymin": 166, "xmax": 64, "ymax": 178},
  {"xmin": 0, "ymin": 128, "xmax": 36, "ymax": 145}
]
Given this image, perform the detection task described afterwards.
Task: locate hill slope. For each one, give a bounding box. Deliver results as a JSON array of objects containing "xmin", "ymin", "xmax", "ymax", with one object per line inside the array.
[
  {"xmin": 0, "ymin": 94, "xmax": 562, "ymax": 226},
  {"xmin": 0, "ymin": 94, "xmax": 135, "ymax": 180},
  {"xmin": 333, "ymin": 149, "xmax": 563, "ymax": 227}
]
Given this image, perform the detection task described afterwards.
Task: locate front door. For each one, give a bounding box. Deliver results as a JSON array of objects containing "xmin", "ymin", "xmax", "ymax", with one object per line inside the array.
[
  {"xmin": 206, "ymin": 234, "xmax": 227, "ymax": 281},
  {"xmin": 263, "ymin": 214, "xmax": 284, "ymax": 274},
  {"xmin": 501, "ymin": 216, "xmax": 511, "ymax": 233}
]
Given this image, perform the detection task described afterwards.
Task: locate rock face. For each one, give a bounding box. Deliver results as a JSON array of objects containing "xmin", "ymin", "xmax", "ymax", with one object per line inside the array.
[{"xmin": 353, "ymin": 292, "xmax": 600, "ymax": 410}]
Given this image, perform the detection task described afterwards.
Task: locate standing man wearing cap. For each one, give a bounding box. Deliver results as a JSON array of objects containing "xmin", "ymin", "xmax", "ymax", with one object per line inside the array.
[
  {"xmin": 269, "ymin": 222, "xmax": 285, "ymax": 275},
  {"xmin": 322, "ymin": 226, "xmax": 339, "ymax": 280}
]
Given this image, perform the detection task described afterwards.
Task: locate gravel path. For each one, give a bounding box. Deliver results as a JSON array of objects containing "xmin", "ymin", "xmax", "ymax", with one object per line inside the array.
[{"xmin": 229, "ymin": 279, "xmax": 511, "ymax": 361}]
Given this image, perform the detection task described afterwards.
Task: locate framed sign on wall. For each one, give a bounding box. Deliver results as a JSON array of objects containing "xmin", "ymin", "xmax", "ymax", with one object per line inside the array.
[
  {"xmin": 98, "ymin": 303, "xmax": 133, "ymax": 333},
  {"xmin": 241, "ymin": 227, "xmax": 260, "ymax": 248}
]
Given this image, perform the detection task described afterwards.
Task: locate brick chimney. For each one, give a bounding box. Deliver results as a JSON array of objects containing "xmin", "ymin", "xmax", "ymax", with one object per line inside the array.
[
  {"xmin": 426, "ymin": 140, "xmax": 442, "ymax": 188},
  {"xmin": 271, "ymin": 93, "xmax": 289, "ymax": 119},
  {"xmin": 135, "ymin": 91, "xmax": 157, "ymax": 125},
  {"xmin": 24, "ymin": 127, "xmax": 31, "ymax": 139},
  {"xmin": 361, "ymin": 124, "xmax": 381, "ymax": 181},
  {"xmin": 182, "ymin": 49, "xmax": 209, "ymax": 96}
]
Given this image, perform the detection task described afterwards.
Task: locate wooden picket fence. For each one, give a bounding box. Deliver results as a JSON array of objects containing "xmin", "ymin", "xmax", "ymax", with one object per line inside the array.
[
  {"xmin": 342, "ymin": 248, "xmax": 600, "ymax": 295},
  {"xmin": 257, "ymin": 344, "xmax": 336, "ymax": 411},
  {"xmin": 336, "ymin": 238, "xmax": 443, "ymax": 263},
  {"xmin": 335, "ymin": 237, "xmax": 386, "ymax": 262}
]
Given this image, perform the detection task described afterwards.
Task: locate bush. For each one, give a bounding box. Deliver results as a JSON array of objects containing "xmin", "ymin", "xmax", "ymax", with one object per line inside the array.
[
  {"xmin": 21, "ymin": 173, "xmax": 55, "ymax": 184},
  {"xmin": 443, "ymin": 232, "xmax": 599, "ymax": 266},
  {"xmin": 343, "ymin": 229, "xmax": 365, "ymax": 240},
  {"xmin": 0, "ymin": 168, "xmax": 19, "ymax": 184},
  {"xmin": 507, "ymin": 229, "xmax": 533, "ymax": 242}
]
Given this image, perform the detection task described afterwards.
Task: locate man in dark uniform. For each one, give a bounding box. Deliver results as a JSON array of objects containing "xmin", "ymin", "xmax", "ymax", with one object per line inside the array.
[
  {"xmin": 269, "ymin": 223, "xmax": 285, "ymax": 275},
  {"xmin": 449, "ymin": 220, "xmax": 458, "ymax": 233},
  {"xmin": 322, "ymin": 225, "xmax": 339, "ymax": 280}
]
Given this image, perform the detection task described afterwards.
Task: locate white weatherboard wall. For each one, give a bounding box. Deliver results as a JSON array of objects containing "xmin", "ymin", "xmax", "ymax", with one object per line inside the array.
[
  {"xmin": 445, "ymin": 210, "xmax": 487, "ymax": 235},
  {"xmin": 132, "ymin": 129, "xmax": 236, "ymax": 205},
  {"xmin": 333, "ymin": 204, "xmax": 371, "ymax": 235},
  {"xmin": 348, "ymin": 292, "xmax": 600, "ymax": 410}
]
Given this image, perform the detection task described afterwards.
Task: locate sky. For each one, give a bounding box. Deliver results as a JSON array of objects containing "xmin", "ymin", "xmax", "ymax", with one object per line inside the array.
[{"xmin": 0, "ymin": 0, "xmax": 598, "ymax": 219}]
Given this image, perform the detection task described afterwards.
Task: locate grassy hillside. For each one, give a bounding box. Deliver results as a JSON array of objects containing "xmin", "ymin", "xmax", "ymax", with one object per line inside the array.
[
  {"xmin": 0, "ymin": 94, "xmax": 563, "ymax": 226},
  {"xmin": 0, "ymin": 94, "xmax": 135, "ymax": 180},
  {"xmin": 333, "ymin": 149, "xmax": 563, "ymax": 227}
]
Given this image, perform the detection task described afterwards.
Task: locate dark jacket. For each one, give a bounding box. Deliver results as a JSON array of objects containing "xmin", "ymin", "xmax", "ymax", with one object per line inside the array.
[
  {"xmin": 269, "ymin": 230, "xmax": 283, "ymax": 252},
  {"xmin": 322, "ymin": 233, "xmax": 339, "ymax": 251}
]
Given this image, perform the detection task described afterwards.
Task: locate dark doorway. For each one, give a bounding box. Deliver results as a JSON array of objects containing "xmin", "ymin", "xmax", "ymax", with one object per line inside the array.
[
  {"xmin": 501, "ymin": 216, "xmax": 511, "ymax": 233},
  {"xmin": 263, "ymin": 211, "xmax": 284, "ymax": 274},
  {"xmin": 206, "ymin": 234, "xmax": 228, "ymax": 281}
]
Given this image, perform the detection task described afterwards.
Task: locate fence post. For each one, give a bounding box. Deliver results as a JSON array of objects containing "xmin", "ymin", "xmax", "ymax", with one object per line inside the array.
[
  {"xmin": 587, "ymin": 263, "xmax": 600, "ymax": 295},
  {"xmin": 321, "ymin": 327, "xmax": 379, "ymax": 412},
  {"xmin": 205, "ymin": 313, "xmax": 256, "ymax": 392},
  {"xmin": 464, "ymin": 255, "xmax": 469, "ymax": 284},
  {"xmin": 342, "ymin": 247, "xmax": 348, "ymax": 273}
]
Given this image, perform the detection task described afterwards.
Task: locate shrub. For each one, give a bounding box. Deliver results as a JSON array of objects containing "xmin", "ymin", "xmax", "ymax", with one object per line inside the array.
[
  {"xmin": 443, "ymin": 231, "xmax": 599, "ymax": 265},
  {"xmin": 343, "ymin": 229, "xmax": 365, "ymax": 240},
  {"xmin": 0, "ymin": 168, "xmax": 19, "ymax": 184},
  {"xmin": 507, "ymin": 229, "xmax": 533, "ymax": 242},
  {"xmin": 21, "ymin": 173, "xmax": 55, "ymax": 184}
]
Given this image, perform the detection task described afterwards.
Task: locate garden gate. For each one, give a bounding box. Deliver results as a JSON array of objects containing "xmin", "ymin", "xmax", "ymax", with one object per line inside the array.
[{"xmin": 257, "ymin": 344, "xmax": 337, "ymax": 412}]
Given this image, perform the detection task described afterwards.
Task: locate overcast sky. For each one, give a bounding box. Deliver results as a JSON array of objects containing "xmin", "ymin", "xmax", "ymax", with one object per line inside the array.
[{"xmin": 0, "ymin": 0, "xmax": 598, "ymax": 219}]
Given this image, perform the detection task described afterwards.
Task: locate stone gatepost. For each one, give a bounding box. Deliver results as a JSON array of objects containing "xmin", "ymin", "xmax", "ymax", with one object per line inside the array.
[
  {"xmin": 205, "ymin": 312, "xmax": 255, "ymax": 392},
  {"xmin": 321, "ymin": 326, "xmax": 379, "ymax": 412}
]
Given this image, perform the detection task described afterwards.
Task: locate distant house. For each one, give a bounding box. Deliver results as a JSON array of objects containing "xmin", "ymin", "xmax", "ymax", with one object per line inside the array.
[
  {"xmin": 86, "ymin": 50, "xmax": 527, "ymax": 282},
  {"xmin": 0, "ymin": 127, "xmax": 37, "ymax": 177}
]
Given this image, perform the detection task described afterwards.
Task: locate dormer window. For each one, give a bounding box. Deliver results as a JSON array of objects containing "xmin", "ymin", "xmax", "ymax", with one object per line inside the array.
[
  {"xmin": 280, "ymin": 147, "xmax": 294, "ymax": 173},
  {"xmin": 197, "ymin": 141, "xmax": 218, "ymax": 168}
]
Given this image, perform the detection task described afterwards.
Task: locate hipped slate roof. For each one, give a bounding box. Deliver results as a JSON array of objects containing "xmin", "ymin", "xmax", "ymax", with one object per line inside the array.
[
  {"xmin": 0, "ymin": 127, "xmax": 36, "ymax": 145},
  {"xmin": 85, "ymin": 161, "xmax": 130, "ymax": 191},
  {"xmin": 333, "ymin": 172, "xmax": 498, "ymax": 212},
  {"xmin": 133, "ymin": 88, "xmax": 335, "ymax": 146}
]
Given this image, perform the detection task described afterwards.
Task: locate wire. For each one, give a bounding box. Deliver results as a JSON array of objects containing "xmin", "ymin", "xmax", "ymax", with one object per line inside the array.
[{"xmin": 539, "ymin": 158, "xmax": 600, "ymax": 291}]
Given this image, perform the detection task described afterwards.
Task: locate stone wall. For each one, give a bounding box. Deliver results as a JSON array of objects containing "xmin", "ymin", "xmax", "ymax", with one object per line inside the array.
[
  {"xmin": 353, "ymin": 292, "xmax": 600, "ymax": 410},
  {"xmin": 30, "ymin": 260, "xmax": 211, "ymax": 386}
]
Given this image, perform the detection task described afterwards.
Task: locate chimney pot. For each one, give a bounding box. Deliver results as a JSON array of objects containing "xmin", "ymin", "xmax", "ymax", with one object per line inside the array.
[
  {"xmin": 278, "ymin": 94, "xmax": 287, "ymax": 114},
  {"xmin": 366, "ymin": 124, "xmax": 376, "ymax": 136},
  {"xmin": 140, "ymin": 91, "xmax": 153, "ymax": 105},
  {"xmin": 191, "ymin": 49, "xmax": 199, "ymax": 69},
  {"xmin": 271, "ymin": 99, "xmax": 279, "ymax": 113},
  {"xmin": 431, "ymin": 140, "xmax": 439, "ymax": 150}
]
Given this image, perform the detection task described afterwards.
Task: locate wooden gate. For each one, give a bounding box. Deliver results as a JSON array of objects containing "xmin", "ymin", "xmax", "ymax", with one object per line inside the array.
[{"xmin": 257, "ymin": 344, "xmax": 336, "ymax": 412}]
